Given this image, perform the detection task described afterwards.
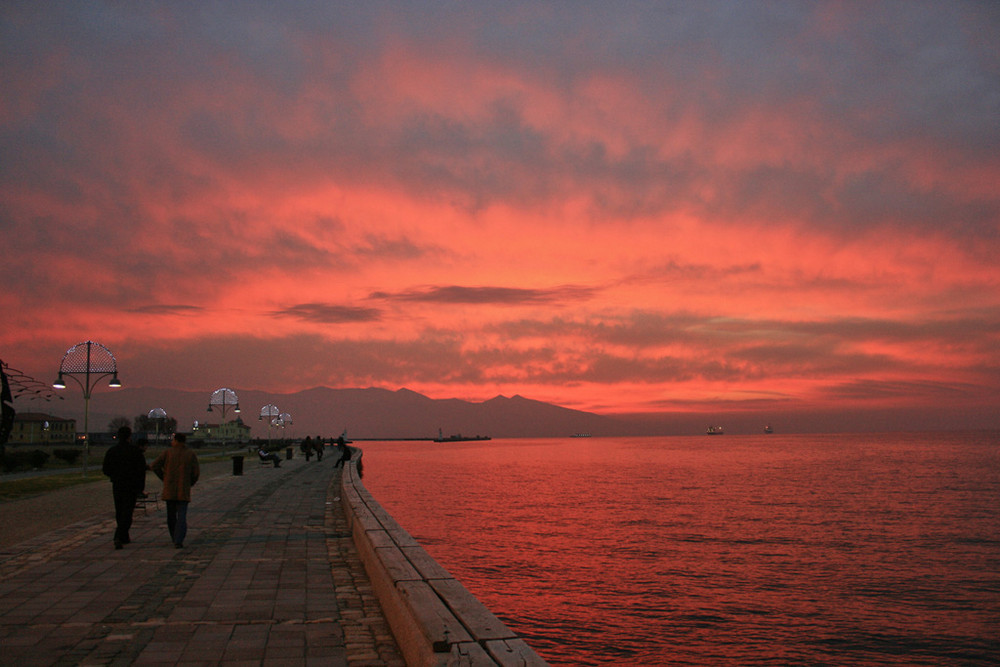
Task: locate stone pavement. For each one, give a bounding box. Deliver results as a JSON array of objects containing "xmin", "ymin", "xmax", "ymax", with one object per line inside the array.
[{"xmin": 0, "ymin": 454, "xmax": 405, "ymax": 666}]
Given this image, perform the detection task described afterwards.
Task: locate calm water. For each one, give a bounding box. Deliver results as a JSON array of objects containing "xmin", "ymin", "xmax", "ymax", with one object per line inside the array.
[{"xmin": 360, "ymin": 433, "xmax": 1000, "ymax": 665}]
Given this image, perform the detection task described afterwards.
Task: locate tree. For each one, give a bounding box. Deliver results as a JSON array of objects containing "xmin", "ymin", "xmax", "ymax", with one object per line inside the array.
[
  {"xmin": 108, "ymin": 416, "xmax": 131, "ymax": 434},
  {"xmin": 133, "ymin": 413, "xmax": 178, "ymax": 438}
]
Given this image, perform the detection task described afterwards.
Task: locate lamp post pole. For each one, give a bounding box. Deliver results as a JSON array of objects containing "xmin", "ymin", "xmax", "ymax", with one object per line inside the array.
[
  {"xmin": 53, "ymin": 341, "xmax": 122, "ymax": 475},
  {"xmin": 259, "ymin": 404, "xmax": 280, "ymax": 449},
  {"xmin": 148, "ymin": 407, "xmax": 167, "ymax": 446},
  {"xmin": 279, "ymin": 413, "xmax": 292, "ymax": 443},
  {"xmin": 209, "ymin": 388, "xmax": 240, "ymax": 445}
]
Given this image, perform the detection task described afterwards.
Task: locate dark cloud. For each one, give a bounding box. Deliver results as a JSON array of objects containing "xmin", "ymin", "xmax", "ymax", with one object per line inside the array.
[
  {"xmin": 113, "ymin": 332, "xmax": 470, "ymax": 391},
  {"xmin": 371, "ymin": 285, "xmax": 598, "ymax": 305},
  {"xmin": 272, "ymin": 303, "xmax": 382, "ymax": 324},
  {"xmin": 352, "ymin": 234, "xmax": 437, "ymax": 261},
  {"xmin": 482, "ymin": 309, "xmax": 999, "ymax": 387},
  {"xmin": 5, "ymin": 2, "xmax": 997, "ymax": 243},
  {"xmin": 644, "ymin": 260, "xmax": 763, "ymax": 281},
  {"xmin": 818, "ymin": 378, "xmax": 982, "ymax": 403},
  {"xmin": 128, "ymin": 305, "xmax": 204, "ymax": 316}
]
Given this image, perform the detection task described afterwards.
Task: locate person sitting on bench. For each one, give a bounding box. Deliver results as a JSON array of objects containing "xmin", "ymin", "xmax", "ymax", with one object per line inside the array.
[{"xmin": 258, "ymin": 447, "xmax": 281, "ymax": 468}]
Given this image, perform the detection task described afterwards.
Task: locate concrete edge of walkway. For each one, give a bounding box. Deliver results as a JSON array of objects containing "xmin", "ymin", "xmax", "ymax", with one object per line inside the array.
[{"xmin": 340, "ymin": 450, "xmax": 549, "ymax": 667}]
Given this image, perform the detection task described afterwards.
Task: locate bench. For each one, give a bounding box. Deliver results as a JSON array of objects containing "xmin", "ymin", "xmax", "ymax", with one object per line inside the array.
[
  {"xmin": 135, "ymin": 491, "xmax": 160, "ymax": 514},
  {"xmin": 257, "ymin": 452, "xmax": 282, "ymax": 467}
]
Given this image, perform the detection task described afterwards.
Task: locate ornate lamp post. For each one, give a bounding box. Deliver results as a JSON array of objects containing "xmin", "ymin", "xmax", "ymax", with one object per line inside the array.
[
  {"xmin": 279, "ymin": 412, "xmax": 292, "ymax": 442},
  {"xmin": 209, "ymin": 388, "xmax": 241, "ymax": 445},
  {"xmin": 259, "ymin": 403, "xmax": 279, "ymax": 448},
  {"xmin": 208, "ymin": 388, "xmax": 240, "ymax": 421},
  {"xmin": 53, "ymin": 341, "xmax": 122, "ymax": 475},
  {"xmin": 148, "ymin": 407, "xmax": 167, "ymax": 446}
]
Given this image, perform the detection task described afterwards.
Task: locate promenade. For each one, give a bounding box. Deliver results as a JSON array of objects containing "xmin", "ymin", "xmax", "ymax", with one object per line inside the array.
[{"xmin": 0, "ymin": 455, "xmax": 405, "ymax": 666}]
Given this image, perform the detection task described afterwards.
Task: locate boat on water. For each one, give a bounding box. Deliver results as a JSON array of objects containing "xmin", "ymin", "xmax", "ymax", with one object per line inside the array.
[
  {"xmin": 434, "ymin": 429, "xmax": 491, "ymax": 443},
  {"xmin": 764, "ymin": 424, "xmax": 774, "ymax": 434},
  {"xmin": 706, "ymin": 426, "xmax": 724, "ymax": 435},
  {"xmin": 570, "ymin": 433, "xmax": 592, "ymax": 438}
]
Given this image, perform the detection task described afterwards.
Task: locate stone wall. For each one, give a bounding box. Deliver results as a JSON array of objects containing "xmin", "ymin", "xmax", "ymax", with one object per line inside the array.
[{"xmin": 339, "ymin": 449, "xmax": 549, "ymax": 667}]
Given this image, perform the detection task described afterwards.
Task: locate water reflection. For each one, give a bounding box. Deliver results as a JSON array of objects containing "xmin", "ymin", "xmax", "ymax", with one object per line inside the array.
[{"xmin": 362, "ymin": 433, "xmax": 1000, "ymax": 666}]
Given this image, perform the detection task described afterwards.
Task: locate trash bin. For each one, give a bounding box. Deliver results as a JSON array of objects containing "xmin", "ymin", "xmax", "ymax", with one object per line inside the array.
[
  {"xmin": 286, "ymin": 447, "xmax": 293, "ymax": 460},
  {"xmin": 232, "ymin": 455, "xmax": 244, "ymax": 476}
]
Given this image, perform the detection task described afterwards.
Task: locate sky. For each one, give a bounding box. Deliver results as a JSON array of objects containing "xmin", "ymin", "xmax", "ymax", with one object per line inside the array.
[{"xmin": 2, "ymin": 2, "xmax": 999, "ymax": 430}]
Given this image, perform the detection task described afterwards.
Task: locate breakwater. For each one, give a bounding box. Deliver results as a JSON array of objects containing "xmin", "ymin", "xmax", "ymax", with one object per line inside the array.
[{"xmin": 340, "ymin": 449, "xmax": 548, "ymax": 666}]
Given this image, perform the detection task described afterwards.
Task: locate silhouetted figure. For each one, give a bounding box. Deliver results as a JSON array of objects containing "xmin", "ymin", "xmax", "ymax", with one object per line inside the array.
[
  {"xmin": 102, "ymin": 426, "xmax": 147, "ymax": 549},
  {"xmin": 334, "ymin": 437, "xmax": 352, "ymax": 468},
  {"xmin": 258, "ymin": 447, "xmax": 281, "ymax": 468}
]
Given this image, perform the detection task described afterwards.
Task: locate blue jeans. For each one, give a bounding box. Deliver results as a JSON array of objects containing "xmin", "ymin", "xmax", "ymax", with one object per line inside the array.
[{"xmin": 166, "ymin": 500, "xmax": 189, "ymax": 545}]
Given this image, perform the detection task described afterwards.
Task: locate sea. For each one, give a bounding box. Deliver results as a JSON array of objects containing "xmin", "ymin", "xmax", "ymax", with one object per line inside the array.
[{"xmin": 359, "ymin": 432, "xmax": 1000, "ymax": 666}]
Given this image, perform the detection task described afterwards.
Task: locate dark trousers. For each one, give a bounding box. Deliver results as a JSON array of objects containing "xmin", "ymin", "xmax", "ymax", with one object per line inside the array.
[
  {"xmin": 112, "ymin": 485, "xmax": 138, "ymax": 544},
  {"xmin": 165, "ymin": 500, "xmax": 190, "ymax": 546}
]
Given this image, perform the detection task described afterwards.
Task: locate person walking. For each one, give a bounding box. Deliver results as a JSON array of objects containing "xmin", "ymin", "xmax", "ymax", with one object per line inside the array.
[
  {"xmin": 101, "ymin": 426, "xmax": 148, "ymax": 549},
  {"xmin": 150, "ymin": 433, "xmax": 200, "ymax": 548},
  {"xmin": 333, "ymin": 437, "xmax": 352, "ymax": 468}
]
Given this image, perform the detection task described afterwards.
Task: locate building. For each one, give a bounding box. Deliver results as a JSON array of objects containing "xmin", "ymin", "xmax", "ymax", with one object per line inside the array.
[
  {"xmin": 189, "ymin": 417, "xmax": 252, "ymax": 444},
  {"xmin": 9, "ymin": 413, "xmax": 76, "ymax": 445}
]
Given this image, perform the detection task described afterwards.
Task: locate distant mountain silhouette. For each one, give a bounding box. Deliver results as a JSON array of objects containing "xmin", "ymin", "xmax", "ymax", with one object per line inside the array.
[
  {"xmin": 42, "ymin": 386, "xmax": 624, "ymax": 439},
  {"xmin": 23, "ymin": 385, "xmax": 976, "ymax": 437}
]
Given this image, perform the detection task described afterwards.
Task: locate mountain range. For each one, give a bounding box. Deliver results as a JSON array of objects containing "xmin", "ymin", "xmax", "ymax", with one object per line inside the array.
[
  {"xmin": 30, "ymin": 386, "xmax": 625, "ymax": 440},
  {"xmin": 24, "ymin": 384, "xmax": 970, "ymax": 439}
]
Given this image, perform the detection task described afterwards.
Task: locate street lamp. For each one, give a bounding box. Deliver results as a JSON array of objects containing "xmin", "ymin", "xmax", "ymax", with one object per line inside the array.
[
  {"xmin": 278, "ymin": 412, "xmax": 292, "ymax": 442},
  {"xmin": 209, "ymin": 388, "xmax": 241, "ymax": 446},
  {"xmin": 259, "ymin": 403, "xmax": 279, "ymax": 448},
  {"xmin": 53, "ymin": 341, "xmax": 122, "ymax": 475},
  {"xmin": 208, "ymin": 387, "xmax": 240, "ymax": 421},
  {"xmin": 148, "ymin": 407, "xmax": 167, "ymax": 446}
]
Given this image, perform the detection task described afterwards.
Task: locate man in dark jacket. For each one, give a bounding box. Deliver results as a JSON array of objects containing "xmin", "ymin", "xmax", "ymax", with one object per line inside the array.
[
  {"xmin": 333, "ymin": 437, "xmax": 352, "ymax": 468},
  {"xmin": 102, "ymin": 426, "xmax": 148, "ymax": 549}
]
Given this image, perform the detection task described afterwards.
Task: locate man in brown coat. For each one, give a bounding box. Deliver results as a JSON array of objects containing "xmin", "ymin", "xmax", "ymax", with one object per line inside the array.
[{"xmin": 151, "ymin": 433, "xmax": 199, "ymax": 548}]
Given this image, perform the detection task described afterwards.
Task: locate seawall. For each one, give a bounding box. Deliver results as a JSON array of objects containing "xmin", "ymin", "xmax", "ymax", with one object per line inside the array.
[{"xmin": 340, "ymin": 448, "xmax": 549, "ymax": 666}]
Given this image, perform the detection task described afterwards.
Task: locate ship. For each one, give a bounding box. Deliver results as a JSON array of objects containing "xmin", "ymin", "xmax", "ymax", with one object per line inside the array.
[
  {"xmin": 764, "ymin": 424, "xmax": 773, "ymax": 434},
  {"xmin": 706, "ymin": 426, "xmax": 724, "ymax": 435},
  {"xmin": 434, "ymin": 429, "xmax": 491, "ymax": 443}
]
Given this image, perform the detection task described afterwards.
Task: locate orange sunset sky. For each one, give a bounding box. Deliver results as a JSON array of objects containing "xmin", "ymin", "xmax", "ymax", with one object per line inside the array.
[{"xmin": 2, "ymin": 2, "xmax": 998, "ymax": 430}]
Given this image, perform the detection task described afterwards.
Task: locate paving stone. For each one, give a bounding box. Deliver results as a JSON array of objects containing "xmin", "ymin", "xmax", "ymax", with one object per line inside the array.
[{"xmin": 0, "ymin": 457, "xmax": 403, "ymax": 665}]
